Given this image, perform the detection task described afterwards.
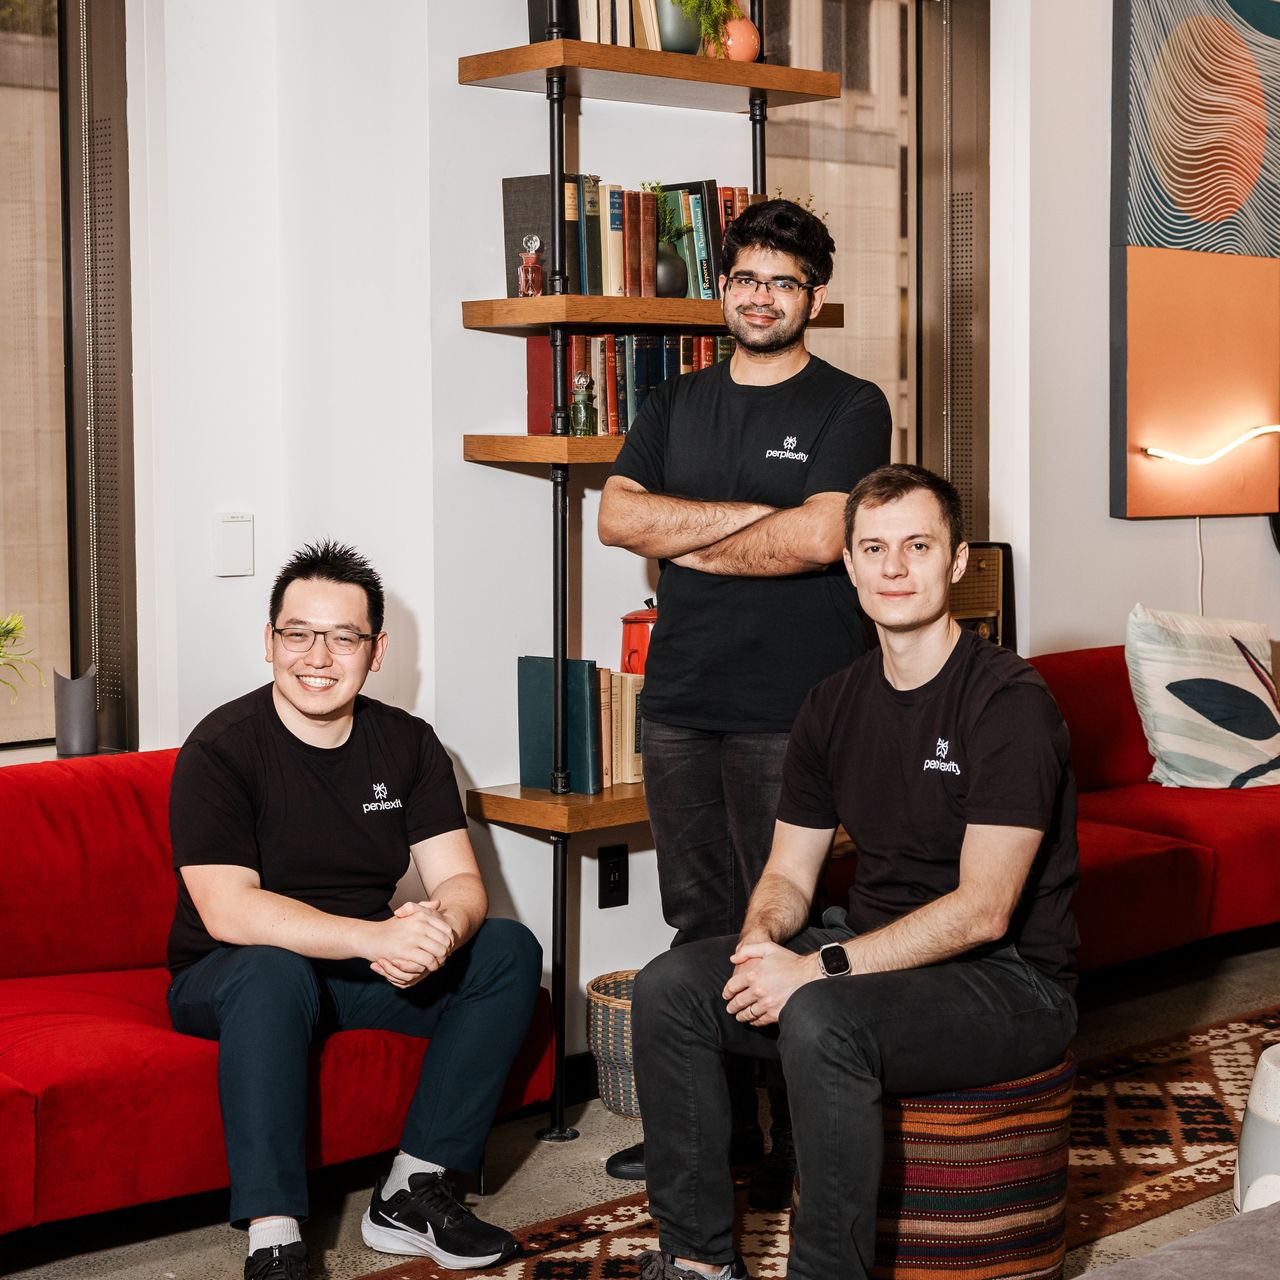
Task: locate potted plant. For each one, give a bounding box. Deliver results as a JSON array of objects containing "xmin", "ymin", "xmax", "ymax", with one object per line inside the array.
[
  {"xmin": 0, "ymin": 613, "xmax": 44, "ymax": 704},
  {"xmin": 643, "ymin": 181, "xmax": 693, "ymax": 298}
]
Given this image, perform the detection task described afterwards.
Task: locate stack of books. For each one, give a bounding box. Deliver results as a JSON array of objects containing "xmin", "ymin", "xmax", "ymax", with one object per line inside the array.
[
  {"xmin": 517, "ymin": 657, "xmax": 645, "ymax": 794},
  {"xmin": 559, "ymin": 1, "xmax": 697, "ymax": 51},
  {"xmin": 502, "ymin": 175, "xmax": 751, "ymax": 301},
  {"xmin": 527, "ymin": 331, "xmax": 734, "ymax": 435}
]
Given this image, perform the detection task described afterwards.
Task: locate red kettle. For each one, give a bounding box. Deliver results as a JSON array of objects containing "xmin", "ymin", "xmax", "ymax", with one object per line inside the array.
[{"xmin": 620, "ymin": 598, "xmax": 657, "ymax": 674}]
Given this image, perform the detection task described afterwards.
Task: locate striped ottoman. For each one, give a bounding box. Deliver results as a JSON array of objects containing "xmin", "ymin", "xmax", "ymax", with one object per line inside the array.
[{"xmin": 873, "ymin": 1056, "xmax": 1076, "ymax": 1280}]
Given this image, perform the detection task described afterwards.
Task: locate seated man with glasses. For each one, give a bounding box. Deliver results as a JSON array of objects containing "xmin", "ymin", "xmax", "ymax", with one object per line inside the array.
[
  {"xmin": 166, "ymin": 540, "xmax": 541, "ymax": 1280},
  {"xmin": 598, "ymin": 199, "xmax": 891, "ymax": 1199}
]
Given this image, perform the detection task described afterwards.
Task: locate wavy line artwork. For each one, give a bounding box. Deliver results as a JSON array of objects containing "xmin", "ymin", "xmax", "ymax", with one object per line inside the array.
[{"xmin": 1127, "ymin": 0, "xmax": 1280, "ymax": 255}]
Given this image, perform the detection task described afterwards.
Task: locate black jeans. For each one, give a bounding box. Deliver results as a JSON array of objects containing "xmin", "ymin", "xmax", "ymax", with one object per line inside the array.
[
  {"xmin": 642, "ymin": 719, "xmax": 792, "ymax": 945},
  {"xmin": 633, "ymin": 915, "xmax": 1077, "ymax": 1280},
  {"xmin": 167, "ymin": 918, "xmax": 541, "ymax": 1227}
]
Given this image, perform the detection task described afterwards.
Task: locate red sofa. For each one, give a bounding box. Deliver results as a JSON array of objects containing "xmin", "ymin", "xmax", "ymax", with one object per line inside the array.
[
  {"xmin": 1028, "ymin": 645, "xmax": 1280, "ymax": 970},
  {"xmin": 0, "ymin": 750, "xmax": 553, "ymax": 1235}
]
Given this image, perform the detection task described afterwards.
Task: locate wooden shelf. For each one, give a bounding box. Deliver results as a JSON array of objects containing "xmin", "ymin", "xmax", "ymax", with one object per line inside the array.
[
  {"xmin": 464, "ymin": 434, "xmax": 624, "ymax": 464},
  {"xmin": 466, "ymin": 781, "xmax": 649, "ymax": 834},
  {"xmin": 462, "ymin": 295, "xmax": 844, "ymax": 335},
  {"xmin": 458, "ymin": 41, "xmax": 840, "ymax": 113}
]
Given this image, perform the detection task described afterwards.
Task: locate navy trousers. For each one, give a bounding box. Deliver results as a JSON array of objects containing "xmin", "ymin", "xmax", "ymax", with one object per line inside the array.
[
  {"xmin": 634, "ymin": 917, "xmax": 1077, "ymax": 1280},
  {"xmin": 168, "ymin": 917, "xmax": 541, "ymax": 1227}
]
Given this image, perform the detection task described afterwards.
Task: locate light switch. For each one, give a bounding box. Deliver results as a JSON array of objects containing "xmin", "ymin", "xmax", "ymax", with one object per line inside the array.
[{"xmin": 214, "ymin": 512, "xmax": 254, "ymax": 577}]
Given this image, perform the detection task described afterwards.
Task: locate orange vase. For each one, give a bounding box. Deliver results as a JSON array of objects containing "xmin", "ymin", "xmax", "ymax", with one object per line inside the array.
[{"xmin": 711, "ymin": 15, "xmax": 760, "ymax": 62}]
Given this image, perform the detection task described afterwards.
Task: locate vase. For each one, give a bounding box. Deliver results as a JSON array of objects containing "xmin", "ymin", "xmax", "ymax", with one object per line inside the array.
[
  {"xmin": 656, "ymin": 242, "xmax": 688, "ymax": 298},
  {"xmin": 54, "ymin": 662, "xmax": 98, "ymax": 757},
  {"xmin": 655, "ymin": 0, "xmax": 701, "ymax": 54},
  {"xmin": 709, "ymin": 15, "xmax": 760, "ymax": 62}
]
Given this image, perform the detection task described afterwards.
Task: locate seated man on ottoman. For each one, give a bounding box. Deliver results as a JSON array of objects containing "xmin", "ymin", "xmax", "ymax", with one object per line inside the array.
[
  {"xmin": 166, "ymin": 540, "xmax": 541, "ymax": 1280},
  {"xmin": 632, "ymin": 465, "xmax": 1079, "ymax": 1280}
]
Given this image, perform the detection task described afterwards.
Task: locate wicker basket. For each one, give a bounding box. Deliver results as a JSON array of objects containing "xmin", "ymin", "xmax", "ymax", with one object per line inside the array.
[{"xmin": 586, "ymin": 969, "xmax": 641, "ymax": 1118}]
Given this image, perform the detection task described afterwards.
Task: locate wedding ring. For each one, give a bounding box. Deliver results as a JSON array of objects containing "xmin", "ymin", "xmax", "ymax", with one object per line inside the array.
[{"xmin": 748, "ymin": 1003, "xmax": 758, "ymax": 1019}]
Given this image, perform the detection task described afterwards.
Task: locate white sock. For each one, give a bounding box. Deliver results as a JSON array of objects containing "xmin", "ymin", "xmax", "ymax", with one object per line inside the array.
[
  {"xmin": 247, "ymin": 1216, "xmax": 301, "ymax": 1254},
  {"xmin": 383, "ymin": 1151, "xmax": 446, "ymax": 1197}
]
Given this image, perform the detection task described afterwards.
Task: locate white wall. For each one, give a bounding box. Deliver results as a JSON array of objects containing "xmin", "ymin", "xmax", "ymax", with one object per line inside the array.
[{"xmin": 989, "ymin": 0, "xmax": 1280, "ymax": 654}]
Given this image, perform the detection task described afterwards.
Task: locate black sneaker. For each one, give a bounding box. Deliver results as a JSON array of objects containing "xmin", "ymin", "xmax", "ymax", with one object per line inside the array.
[
  {"xmin": 361, "ymin": 1171, "xmax": 518, "ymax": 1268},
  {"xmin": 637, "ymin": 1250, "xmax": 751, "ymax": 1280},
  {"xmin": 244, "ymin": 1241, "xmax": 309, "ymax": 1280}
]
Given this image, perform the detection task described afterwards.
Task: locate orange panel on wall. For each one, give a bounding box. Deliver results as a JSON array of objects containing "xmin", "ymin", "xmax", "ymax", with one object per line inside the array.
[{"xmin": 1120, "ymin": 245, "xmax": 1280, "ymax": 518}]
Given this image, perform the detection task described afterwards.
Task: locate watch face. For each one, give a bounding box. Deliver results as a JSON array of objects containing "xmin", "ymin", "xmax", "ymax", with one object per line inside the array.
[{"xmin": 820, "ymin": 942, "xmax": 851, "ymax": 977}]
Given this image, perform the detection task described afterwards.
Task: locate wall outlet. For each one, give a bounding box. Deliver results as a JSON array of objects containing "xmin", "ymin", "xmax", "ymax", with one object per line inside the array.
[{"xmin": 598, "ymin": 844, "xmax": 628, "ymax": 909}]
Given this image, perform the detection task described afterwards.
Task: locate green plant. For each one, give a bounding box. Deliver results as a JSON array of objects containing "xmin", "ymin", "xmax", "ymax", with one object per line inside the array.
[
  {"xmin": 772, "ymin": 187, "xmax": 830, "ymax": 224},
  {"xmin": 642, "ymin": 181, "xmax": 693, "ymax": 245},
  {"xmin": 0, "ymin": 613, "xmax": 44, "ymax": 704},
  {"xmin": 673, "ymin": 0, "xmax": 739, "ymax": 55}
]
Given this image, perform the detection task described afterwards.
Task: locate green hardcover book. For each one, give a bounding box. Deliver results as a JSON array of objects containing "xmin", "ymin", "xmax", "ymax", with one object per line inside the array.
[
  {"xmin": 517, "ymin": 656, "xmax": 602, "ymax": 795},
  {"xmin": 580, "ymin": 175, "xmax": 604, "ymax": 296}
]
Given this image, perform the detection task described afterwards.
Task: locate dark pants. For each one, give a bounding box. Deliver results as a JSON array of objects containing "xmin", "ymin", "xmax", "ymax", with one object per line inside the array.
[
  {"xmin": 167, "ymin": 918, "xmax": 541, "ymax": 1227},
  {"xmin": 642, "ymin": 719, "xmax": 791, "ymax": 946},
  {"xmin": 633, "ymin": 916, "xmax": 1077, "ymax": 1280}
]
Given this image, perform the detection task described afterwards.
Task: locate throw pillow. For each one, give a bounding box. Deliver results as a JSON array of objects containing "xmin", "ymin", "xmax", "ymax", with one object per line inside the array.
[{"xmin": 1125, "ymin": 604, "xmax": 1280, "ymax": 789}]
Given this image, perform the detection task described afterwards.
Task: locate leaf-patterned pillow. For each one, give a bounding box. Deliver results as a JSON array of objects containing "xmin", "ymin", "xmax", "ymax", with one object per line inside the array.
[{"xmin": 1125, "ymin": 604, "xmax": 1280, "ymax": 789}]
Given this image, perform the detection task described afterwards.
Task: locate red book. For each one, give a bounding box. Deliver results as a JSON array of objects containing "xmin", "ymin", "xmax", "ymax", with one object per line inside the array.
[
  {"xmin": 720, "ymin": 185, "xmax": 735, "ymax": 232},
  {"xmin": 735, "ymin": 186, "xmax": 749, "ymax": 218},
  {"xmin": 623, "ymin": 190, "xmax": 641, "ymax": 298},
  {"xmin": 526, "ymin": 336, "xmax": 551, "ymax": 434},
  {"xmin": 639, "ymin": 190, "xmax": 658, "ymax": 298},
  {"xmin": 570, "ymin": 333, "xmax": 589, "ymax": 385},
  {"xmin": 698, "ymin": 334, "xmax": 715, "ymax": 368},
  {"xmin": 603, "ymin": 334, "xmax": 619, "ymax": 434}
]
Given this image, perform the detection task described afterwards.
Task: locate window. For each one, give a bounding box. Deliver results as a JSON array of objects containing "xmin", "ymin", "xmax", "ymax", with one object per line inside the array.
[{"xmin": 0, "ymin": 0, "xmax": 69, "ymax": 744}]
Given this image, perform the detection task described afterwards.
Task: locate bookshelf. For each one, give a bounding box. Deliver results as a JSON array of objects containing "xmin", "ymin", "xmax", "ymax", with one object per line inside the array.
[{"xmin": 459, "ymin": 4, "xmax": 840, "ymax": 1141}]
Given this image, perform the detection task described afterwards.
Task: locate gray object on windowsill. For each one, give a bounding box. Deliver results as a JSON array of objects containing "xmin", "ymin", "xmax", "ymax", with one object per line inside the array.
[{"xmin": 54, "ymin": 663, "xmax": 98, "ymax": 758}]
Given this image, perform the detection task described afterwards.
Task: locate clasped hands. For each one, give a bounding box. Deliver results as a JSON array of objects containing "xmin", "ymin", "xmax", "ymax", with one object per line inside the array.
[
  {"xmin": 369, "ymin": 899, "xmax": 458, "ymax": 988},
  {"xmin": 722, "ymin": 940, "xmax": 817, "ymax": 1027}
]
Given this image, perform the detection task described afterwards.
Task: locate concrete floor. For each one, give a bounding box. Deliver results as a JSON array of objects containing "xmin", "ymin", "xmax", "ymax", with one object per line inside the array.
[{"xmin": 4, "ymin": 928, "xmax": 1279, "ymax": 1280}]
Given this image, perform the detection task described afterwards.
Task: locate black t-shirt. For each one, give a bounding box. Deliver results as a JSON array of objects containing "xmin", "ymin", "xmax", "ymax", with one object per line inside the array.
[
  {"xmin": 166, "ymin": 685, "xmax": 467, "ymax": 977},
  {"xmin": 611, "ymin": 355, "xmax": 891, "ymax": 732},
  {"xmin": 778, "ymin": 629, "xmax": 1080, "ymax": 992}
]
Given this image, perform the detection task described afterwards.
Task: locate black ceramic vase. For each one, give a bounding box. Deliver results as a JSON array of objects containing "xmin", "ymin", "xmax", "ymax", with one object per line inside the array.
[{"xmin": 656, "ymin": 241, "xmax": 688, "ymax": 298}]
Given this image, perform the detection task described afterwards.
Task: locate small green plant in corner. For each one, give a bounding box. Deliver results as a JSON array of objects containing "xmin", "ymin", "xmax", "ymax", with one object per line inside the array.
[
  {"xmin": 0, "ymin": 613, "xmax": 44, "ymax": 704},
  {"xmin": 642, "ymin": 181, "xmax": 693, "ymax": 244},
  {"xmin": 672, "ymin": 0, "xmax": 740, "ymax": 56}
]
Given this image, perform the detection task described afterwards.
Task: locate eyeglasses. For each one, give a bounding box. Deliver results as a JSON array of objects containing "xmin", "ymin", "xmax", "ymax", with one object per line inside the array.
[
  {"xmin": 272, "ymin": 626, "xmax": 377, "ymax": 655},
  {"xmin": 724, "ymin": 273, "xmax": 814, "ymax": 296}
]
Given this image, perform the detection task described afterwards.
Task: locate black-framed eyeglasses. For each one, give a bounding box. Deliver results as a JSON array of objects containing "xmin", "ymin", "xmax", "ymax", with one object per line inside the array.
[
  {"xmin": 724, "ymin": 273, "xmax": 814, "ymax": 296},
  {"xmin": 271, "ymin": 626, "xmax": 377, "ymax": 655}
]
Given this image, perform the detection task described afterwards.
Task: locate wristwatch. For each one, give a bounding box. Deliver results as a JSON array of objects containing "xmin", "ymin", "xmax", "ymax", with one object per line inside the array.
[{"xmin": 818, "ymin": 942, "xmax": 851, "ymax": 978}]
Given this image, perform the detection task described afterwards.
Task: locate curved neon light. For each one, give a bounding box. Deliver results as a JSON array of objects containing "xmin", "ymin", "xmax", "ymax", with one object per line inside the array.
[{"xmin": 1142, "ymin": 423, "xmax": 1280, "ymax": 466}]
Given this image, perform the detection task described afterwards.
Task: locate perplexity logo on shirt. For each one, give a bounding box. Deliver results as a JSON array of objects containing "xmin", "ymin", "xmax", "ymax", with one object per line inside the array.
[
  {"xmin": 922, "ymin": 737, "xmax": 961, "ymax": 775},
  {"xmin": 765, "ymin": 433, "xmax": 808, "ymax": 462},
  {"xmin": 363, "ymin": 781, "xmax": 403, "ymax": 813}
]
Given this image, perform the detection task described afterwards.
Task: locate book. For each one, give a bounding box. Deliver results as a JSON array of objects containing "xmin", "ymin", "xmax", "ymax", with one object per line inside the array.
[
  {"xmin": 639, "ymin": 189, "xmax": 658, "ymax": 298},
  {"xmin": 598, "ymin": 0, "xmax": 613, "ymax": 42},
  {"xmin": 502, "ymin": 173, "xmax": 582, "ymax": 297},
  {"xmin": 603, "ymin": 184, "xmax": 625, "ymax": 296},
  {"xmin": 679, "ymin": 332, "xmax": 695, "ymax": 375},
  {"xmin": 632, "ymin": 0, "xmax": 659, "ymax": 50},
  {"xmin": 570, "ymin": 332, "xmax": 589, "ymax": 386},
  {"xmin": 579, "ymin": 174, "xmax": 603, "ymax": 295},
  {"xmin": 591, "ymin": 335, "xmax": 608, "ymax": 424},
  {"xmin": 610, "ymin": 672, "xmax": 624, "ymax": 784},
  {"xmin": 526, "ymin": 336, "xmax": 552, "ymax": 434},
  {"xmin": 613, "ymin": 0, "xmax": 632, "ymax": 46},
  {"xmin": 734, "ymin": 186, "xmax": 749, "ymax": 219},
  {"xmin": 687, "ymin": 192, "xmax": 713, "ymax": 299},
  {"xmin": 578, "ymin": 0, "xmax": 599, "ymax": 42},
  {"xmin": 614, "ymin": 672, "xmax": 645, "ymax": 784},
  {"xmin": 603, "ymin": 334, "xmax": 620, "ymax": 434},
  {"xmin": 615, "ymin": 333, "xmax": 629, "ymax": 432},
  {"xmin": 623, "ymin": 334, "xmax": 637, "ymax": 427},
  {"xmin": 668, "ymin": 180, "xmax": 724, "ymax": 294},
  {"xmin": 677, "ymin": 189, "xmax": 698, "ymax": 298},
  {"xmin": 662, "ymin": 332, "xmax": 681, "ymax": 381},
  {"xmin": 715, "ymin": 334, "xmax": 736, "ymax": 364},
  {"xmin": 662, "ymin": 189, "xmax": 698, "ymax": 301},
  {"xmin": 720, "ymin": 186, "xmax": 736, "ymax": 233},
  {"xmin": 622, "ymin": 190, "xmax": 641, "ymax": 297},
  {"xmin": 517, "ymin": 656, "xmax": 602, "ymax": 795},
  {"xmin": 633, "ymin": 333, "xmax": 662, "ymax": 415},
  {"xmin": 598, "ymin": 667, "xmax": 613, "ymax": 788},
  {"xmin": 698, "ymin": 333, "xmax": 715, "ymax": 369}
]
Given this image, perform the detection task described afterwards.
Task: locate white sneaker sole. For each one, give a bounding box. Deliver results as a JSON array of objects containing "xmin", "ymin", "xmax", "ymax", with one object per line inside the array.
[{"xmin": 360, "ymin": 1209, "xmax": 508, "ymax": 1268}]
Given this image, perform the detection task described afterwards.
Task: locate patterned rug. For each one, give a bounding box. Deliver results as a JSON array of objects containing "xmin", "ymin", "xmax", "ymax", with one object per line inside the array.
[{"xmin": 350, "ymin": 1006, "xmax": 1280, "ymax": 1280}]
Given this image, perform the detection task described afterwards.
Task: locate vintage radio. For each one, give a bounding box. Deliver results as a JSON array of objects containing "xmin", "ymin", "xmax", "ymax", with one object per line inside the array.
[{"xmin": 949, "ymin": 541, "xmax": 1015, "ymax": 649}]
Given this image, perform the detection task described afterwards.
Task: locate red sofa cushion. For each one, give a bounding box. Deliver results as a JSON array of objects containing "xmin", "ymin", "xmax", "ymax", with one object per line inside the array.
[
  {"xmin": 0, "ymin": 969, "xmax": 553, "ymax": 1223},
  {"xmin": 0, "ymin": 752, "xmax": 179, "ymax": 978},
  {"xmin": 1074, "ymin": 820, "xmax": 1214, "ymax": 970},
  {"xmin": 1080, "ymin": 784, "xmax": 1280, "ymax": 936},
  {"xmin": 0, "ymin": 1072, "xmax": 35, "ymax": 1235},
  {"xmin": 1029, "ymin": 647, "xmax": 1154, "ymax": 792}
]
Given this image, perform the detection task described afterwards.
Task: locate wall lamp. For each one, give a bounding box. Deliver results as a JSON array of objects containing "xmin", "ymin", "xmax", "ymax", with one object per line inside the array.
[{"xmin": 1142, "ymin": 424, "xmax": 1280, "ymax": 466}]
